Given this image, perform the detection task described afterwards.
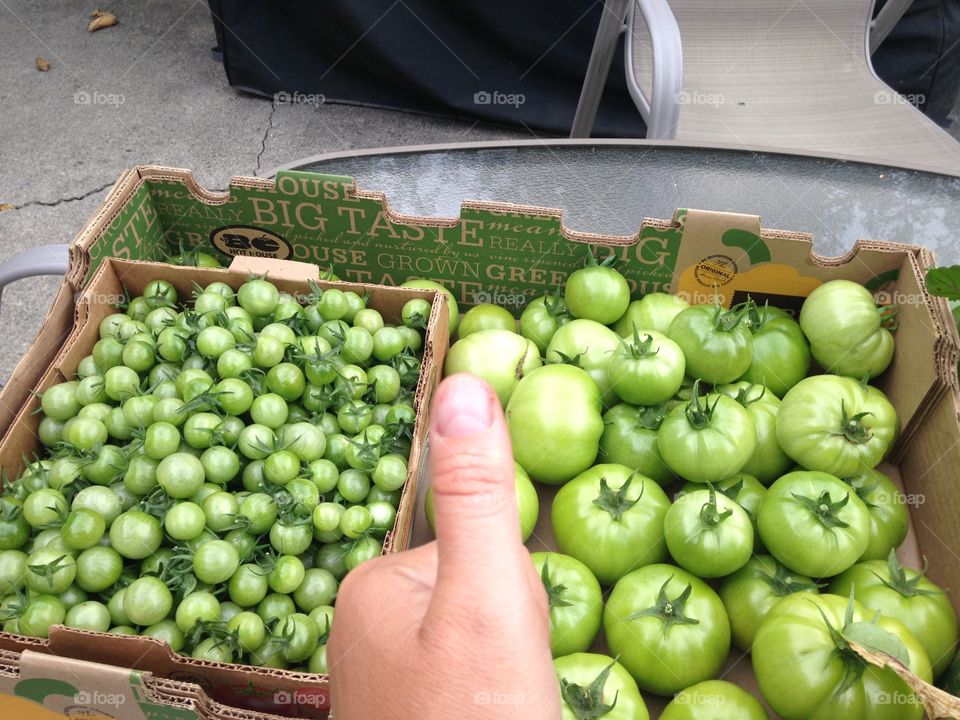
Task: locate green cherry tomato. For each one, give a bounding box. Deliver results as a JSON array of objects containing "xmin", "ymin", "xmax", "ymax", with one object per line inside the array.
[
  {"xmin": 142, "ymin": 619, "xmax": 185, "ymax": 652},
  {"xmin": 293, "ymin": 568, "xmax": 339, "ymax": 611},
  {"xmin": 157, "ymin": 452, "xmax": 206, "ymax": 499},
  {"xmin": 554, "ymin": 653, "xmax": 649, "ymax": 720},
  {"xmin": 18, "ymin": 594, "xmax": 66, "ymax": 638},
  {"xmin": 193, "ymin": 540, "xmax": 240, "ymax": 584},
  {"xmin": 658, "ymin": 382, "xmax": 757, "ymax": 484},
  {"xmin": 552, "ymin": 464, "xmax": 670, "ymax": 585},
  {"xmin": 400, "ymin": 279, "xmax": 458, "ymax": 335},
  {"xmin": 668, "ymin": 303, "xmax": 753, "ymax": 384},
  {"xmin": 776, "ymin": 375, "xmax": 898, "ymax": 477},
  {"xmin": 741, "ymin": 303, "xmax": 810, "ymax": 397},
  {"xmin": 269, "ymin": 555, "xmax": 306, "ymax": 595},
  {"xmin": 41, "ymin": 382, "xmax": 81, "ymax": 421},
  {"xmin": 445, "ymin": 330, "xmax": 542, "ymax": 407},
  {"xmin": 829, "ymin": 551, "xmax": 958, "ymax": 677},
  {"xmin": 564, "ymin": 257, "xmax": 630, "ymax": 325},
  {"xmin": 237, "ymin": 279, "xmax": 280, "ymax": 317},
  {"xmin": 613, "ymin": 292, "xmax": 689, "ymax": 337},
  {"xmin": 843, "ymin": 469, "xmax": 909, "ymax": 561},
  {"xmin": 123, "ymin": 575, "xmax": 173, "ymax": 626},
  {"xmin": 661, "ymin": 680, "xmax": 769, "ymax": 720},
  {"xmin": 609, "ymin": 329, "xmax": 685, "ymax": 406},
  {"xmin": 532, "ymin": 552, "xmax": 603, "ymax": 657},
  {"xmin": 506, "ymin": 365, "xmax": 603, "ymax": 485},
  {"xmin": 757, "ymin": 470, "xmax": 871, "ymax": 577},
  {"xmin": 228, "ymin": 611, "xmax": 266, "ymax": 652},
  {"xmin": 800, "ymin": 279, "xmax": 895, "ymax": 379},
  {"xmin": 65, "ymin": 600, "xmax": 111, "ymax": 633},
  {"xmin": 604, "ymin": 564, "xmax": 731, "ymax": 695},
  {"xmin": 176, "ymin": 591, "xmax": 221, "ymax": 632},
  {"xmin": 109, "ymin": 510, "xmax": 163, "ymax": 560},
  {"xmin": 664, "ymin": 486, "xmax": 754, "ymax": 578},
  {"xmin": 60, "ymin": 509, "xmax": 106, "ymax": 550},
  {"xmin": 719, "ymin": 554, "xmax": 820, "ymax": 651},
  {"xmin": 25, "ymin": 548, "xmax": 76, "ymax": 594},
  {"xmin": 401, "ymin": 298, "xmax": 431, "ymax": 328},
  {"xmin": 752, "ymin": 593, "xmax": 929, "ymax": 720},
  {"xmin": 228, "ymin": 563, "xmax": 269, "ymax": 607},
  {"xmin": 75, "ymin": 546, "xmax": 123, "ymax": 593}
]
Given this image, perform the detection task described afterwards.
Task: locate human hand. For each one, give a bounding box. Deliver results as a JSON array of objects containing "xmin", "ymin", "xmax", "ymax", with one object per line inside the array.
[{"xmin": 328, "ymin": 373, "xmax": 561, "ymax": 719}]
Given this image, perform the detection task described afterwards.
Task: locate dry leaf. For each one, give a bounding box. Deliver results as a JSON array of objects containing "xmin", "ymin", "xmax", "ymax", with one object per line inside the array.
[
  {"xmin": 850, "ymin": 642, "xmax": 960, "ymax": 719},
  {"xmin": 35, "ymin": 56, "xmax": 50, "ymax": 72},
  {"xmin": 88, "ymin": 10, "xmax": 118, "ymax": 32},
  {"xmin": 0, "ymin": 204, "xmax": 16, "ymax": 212}
]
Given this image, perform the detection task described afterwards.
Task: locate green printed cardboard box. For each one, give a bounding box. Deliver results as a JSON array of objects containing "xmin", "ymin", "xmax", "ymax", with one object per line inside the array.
[{"xmin": 1, "ymin": 165, "xmax": 960, "ymax": 720}]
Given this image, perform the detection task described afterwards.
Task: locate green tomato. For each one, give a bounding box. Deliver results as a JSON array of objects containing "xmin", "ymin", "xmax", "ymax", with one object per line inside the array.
[
  {"xmin": 604, "ymin": 564, "xmax": 730, "ymax": 694},
  {"xmin": 829, "ymin": 552, "xmax": 958, "ymax": 677},
  {"xmin": 546, "ymin": 319, "xmax": 620, "ymax": 400},
  {"xmin": 237, "ymin": 279, "xmax": 280, "ymax": 317},
  {"xmin": 554, "ymin": 653, "xmax": 649, "ymax": 720},
  {"xmin": 613, "ymin": 292, "xmax": 689, "ymax": 337},
  {"xmin": 564, "ymin": 259, "xmax": 630, "ymax": 325},
  {"xmin": 715, "ymin": 382, "xmax": 792, "ymax": 484},
  {"xmin": 519, "ymin": 293, "xmax": 571, "ymax": 355},
  {"xmin": 598, "ymin": 404, "xmax": 673, "ymax": 486},
  {"xmin": 741, "ymin": 304, "xmax": 810, "ymax": 397},
  {"xmin": 753, "ymin": 592, "xmax": 929, "ymax": 720},
  {"xmin": 658, "ymin": 382, "xmax": 757, "ymax": 483},
  {"xmin": 531, "ymin": 552, "xmax": 602, "ymax": 657},
  {"xmin": 661, "ymin": 680, "xmax": 769, "ymax": 720},
  {"xmin": 123, "ymin": 575, "xmax": 173, "ymax": 626},
  {"xmin": 109, "ymin": 510, "xmax": 163, "ymax": 560},
  {"xmin": 758, "ymin": 470, "xmax": 871, "ymax": 577},
  {"xmin": 719, "ymin": 554, "xmax": 820, "ymax": 651},
  {"xmin": 668, "ymin": 303, "xmax": 753, "ymax": 384},
  {"xmin": 444, "ymin": 330, "xmax": 541, "ymax": 407},
  {"xmin": 401, "ymin": 279, "xmax": 458, "ymax": 335},
  {"xmin": 683, "ymin": 472, "xmax": 766, "ymax": 551},
  {"xmin": 800, "ymin": 279, "xmax": 894, "ymax": 379},
  {"xmin": 552, "ymin": 464, "xmax": 670, "ymax": 585},
  {"xmin": 458, "ymin": 303, "xmax": 516, "ymax": 338},
  {"xmin": 18, "ymin": 594, "xmax": 66, "ymax": 638},
  {"xmin": 41, "ymin": 382, "xmax": 81, "ymax": 421},
  {"xmin": 227, "ymin": 611, "xmax": 266, "ymax": 652},
  {"xmin": 843, "ymin": 469, "xmax": 909, "ymax": 562},
  {"xmin": 506, "ymin": 365, "xmax": 603, "ymax": 485},
  {"xmin": 776, "ymin": 376, "xmax": 898, "ymax": 476},
  {"xmin": 65, "ymin": 600, "xmax": 111, "ymax": 633},
  {"xmin": 664, "ymin": 486, "xmax": 754, "ymax": 578},
  {"xmin": 609, "ymin": 329, "xmax": 685, "ymax": 406}
]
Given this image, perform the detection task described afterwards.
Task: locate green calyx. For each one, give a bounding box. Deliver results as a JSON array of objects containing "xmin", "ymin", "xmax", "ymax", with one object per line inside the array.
[
  {"xmin": 626, "ymin": 578, "xmax": 700, "ymax": 630},
  {"xmin": 684, "ymin": 380, "xmax": 719, "ymax": 430},
  {"xmin": 539, "ymin": 559, "xmax": 573, "ymax": 611},
  {"xmin": 871, "ymin": 549, "xmax": 941, "ymax": 599},
  {"xmin": 837, "ymin": 401, "xmax": 874, "ymax": 444},
  {"xmin": 592, "ymin": 474, "xmax": 642, "ymax": 521},
  {"xmin": 792, "ymin": 490, "xmax": 852, "ymax": 529},
  {"xmin": 623, "ymin": 326, "xmax": 659, "ymax": 360},
  {"xmin": 699, "ymin": 486, "xmax": 733, "ymax": 529},
  {"xmin": 633, "ymin": 404, "xmax": 668, "ymax": 432},
  {"xmin": 759, "ymin": 561, "xmax": 822, "ymax": 597},
  {"xmin": 559, "ymin": 658, "xmax": 620, "ymax": 720}
]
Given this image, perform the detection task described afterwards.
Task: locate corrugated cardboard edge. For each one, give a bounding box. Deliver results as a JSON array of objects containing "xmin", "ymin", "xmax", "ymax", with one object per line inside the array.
[{"xmin": 0, "ymin": 648, "xmax": 295, "ymax": 720}]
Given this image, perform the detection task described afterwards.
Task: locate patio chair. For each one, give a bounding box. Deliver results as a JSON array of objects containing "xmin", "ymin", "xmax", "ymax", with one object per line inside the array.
[{"xmin": 571, "ymin": 0, "xmax": 960, "ymax": 177}]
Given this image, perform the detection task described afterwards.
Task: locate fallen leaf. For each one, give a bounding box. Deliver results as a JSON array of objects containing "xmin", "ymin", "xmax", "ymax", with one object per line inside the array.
[
  {"xmin": 88, "ymin": 9, "xmax": 118, "ymax": 32},
  {"xmin": 0, "ymin": 204, "xmax": 16, "ymax": 212},
  {"xmin": 35, "ymin": 56, "xmax": 50, "ymax": 72}
]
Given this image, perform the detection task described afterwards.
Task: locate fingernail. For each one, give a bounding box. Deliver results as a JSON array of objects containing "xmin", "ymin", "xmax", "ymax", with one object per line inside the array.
[{"xmin": 433, "ymin": 374, "xmax": 493, "ymax": 438}]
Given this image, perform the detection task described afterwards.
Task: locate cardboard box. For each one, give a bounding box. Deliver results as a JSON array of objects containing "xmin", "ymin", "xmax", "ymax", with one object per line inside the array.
[
  {"xmin": 2, "ymin": 165, "xmax": 959, "ymax": 718},
  {"xmin": 0, "ymin": 256, "xmax": 448, "ymax": 720}
]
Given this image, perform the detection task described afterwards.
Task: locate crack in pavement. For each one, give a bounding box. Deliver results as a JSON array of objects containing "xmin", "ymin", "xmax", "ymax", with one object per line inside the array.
[
  {"xmin": 11, "ymin": 181, "xmax": 115, "ymax": 211},
  {"xmin": 255, "ymin": 100, "xmax": 277, "ymax": 176}
]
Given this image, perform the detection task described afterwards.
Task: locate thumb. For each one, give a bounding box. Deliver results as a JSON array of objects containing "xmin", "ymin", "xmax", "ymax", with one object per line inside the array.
[{"xmin": 428, "ymin": 373, "xmax": 525, "ymax": 585}]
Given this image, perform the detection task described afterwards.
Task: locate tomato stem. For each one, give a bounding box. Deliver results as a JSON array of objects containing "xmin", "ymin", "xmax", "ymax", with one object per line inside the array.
[
  {"xmin": 592, "ymin": 474, "xmax": 642, "ymax": 521},
  {"xmin": 790, "ymin": 490, "xmax": 852, "ymax": 529},
  {"xmin": 838, "ymin": 401, "xmax": 874, "ymax": 444},
  {"xmin": 559, "ymin": 658, "xmax": 621, "ymax": 719},
  {"xmin": 625, "ymin": 578, "xmax": 700, "ymax": 629},
  {"xmin": 699, "ymin": 486, "xmax": 733, "ymax": 528},
  {"xmin": 539, "ymin": 559, "xmax": 574, "ymax": 610},
  {"xmin": 684, "ymin": 380, "xmax": 719, "ymax": 429},
  {"xmin": 873, "ymin": 549, "xmax": 941, "ymax": 599}
]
